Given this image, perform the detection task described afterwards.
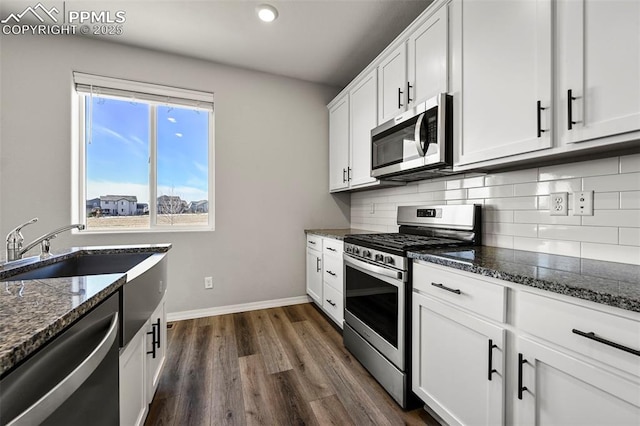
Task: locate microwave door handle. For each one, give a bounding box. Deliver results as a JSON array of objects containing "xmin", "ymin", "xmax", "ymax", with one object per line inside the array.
[{"xmin": 413, "ymin": 112, "xmax": 426, "ymax": 157}]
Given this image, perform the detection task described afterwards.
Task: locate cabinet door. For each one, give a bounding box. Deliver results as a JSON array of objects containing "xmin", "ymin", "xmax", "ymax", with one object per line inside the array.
[
  {"xmin": 412, "ymin": 292, "xmax": 505, "ymax": 426},
  {"xmin": 306, "ymin": 247, "xmax": 322, "ymax": 303},
  {"xmin": 453, "ymin": 0, "xmax": 552, "ymax": 166},
  {"xmin": 329, "ymin": 95, "xmax": 350, "ymax": 192},
  {"xmin": 146, "ymin": 299, "xmax": 166, "ymax": 405},
  {"xmin": 120, "ymin": 327, "xmax": 148, "ymax": 426},
  {"xmin": 407, "ymin": 5, "xmax": 448, "ymax": 106},
  {"xmin": 514, "ymin": 336, "xmax": 640, "ymax": 426},
  {"xmin": 557, "ymin": 0, "xmax": 640, "ymax": 145},
  {"xmin": 349, "ymin": 69, "xmax": 378, "ymax": 188},
  {"xmin": 378, "ymin": 43, "xmax": 407, "ymax": 123}
]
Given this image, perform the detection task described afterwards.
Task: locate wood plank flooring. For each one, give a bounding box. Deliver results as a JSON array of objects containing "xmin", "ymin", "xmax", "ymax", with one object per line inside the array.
[{"xmin": 145, "ymin": 303, "xmax": 440, "ymax": 426}]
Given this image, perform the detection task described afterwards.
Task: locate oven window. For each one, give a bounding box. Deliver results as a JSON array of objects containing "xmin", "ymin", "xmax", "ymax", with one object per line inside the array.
[{"xmin": 345, "ymin": 266, "xmax": 398, "ymax": 347}]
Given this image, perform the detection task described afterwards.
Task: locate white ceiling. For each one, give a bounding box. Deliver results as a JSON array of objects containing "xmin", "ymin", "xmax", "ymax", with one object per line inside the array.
[{"xmin": 0, "ymin": 0, "xmax": 432, "ymax": 88}]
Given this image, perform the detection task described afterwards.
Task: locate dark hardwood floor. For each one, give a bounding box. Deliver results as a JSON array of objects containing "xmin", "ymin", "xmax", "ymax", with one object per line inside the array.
[{"xmin": 145, "ymin": 303, "xmax": 440, "ymax": 426}]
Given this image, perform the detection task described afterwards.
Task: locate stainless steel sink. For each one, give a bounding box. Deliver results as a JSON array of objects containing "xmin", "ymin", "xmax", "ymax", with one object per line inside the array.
[{"xmin": 1, "ymin": 253, "xmax": 153, "ymax": 281}]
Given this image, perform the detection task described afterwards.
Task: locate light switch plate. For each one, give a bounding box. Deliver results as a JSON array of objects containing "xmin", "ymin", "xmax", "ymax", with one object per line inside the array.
[
  {"xmin": 550, "ymin": 192, "xmax": 568, "ymax": 216},
  {"xmin": 573, "ymin": 191, "xmax": 594, "ymax": 216}
]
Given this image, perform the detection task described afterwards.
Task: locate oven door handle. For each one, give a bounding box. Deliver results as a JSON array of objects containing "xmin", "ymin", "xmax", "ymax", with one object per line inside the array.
[{"xmin": 344, "ymin": 254, "xmax": 404, "ymax": 282}]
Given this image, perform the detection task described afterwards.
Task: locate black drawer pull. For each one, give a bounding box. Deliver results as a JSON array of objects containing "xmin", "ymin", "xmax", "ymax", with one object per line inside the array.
[
  {"xmin": 326, "ymin": 270, "xmax": 337, "ymax": 276},
  {"xmin": 431, "ymin": 282, "xmax": 461, "ymax": 295},
  {"xmin": 518, "ymin": 353, "xmax": 528, "ymax": 400},
  {"xmin": 572, "ymin": 329, "xmax": 640, "ymax": 356},
  {"xmin": 488, "ymin": 339, "xmax": 498, "ymax": 381},
  {"xmin": 308, "ymin": 240, "xmax": 316, "ymax": 245},
  {"xmin": 326, "ymin": 299, "xmax": 336, "ymax": 307},
  {"xmin": 327, "ymin": 247, "xmax": 337, "ymax": 252},
  {"xmin": 147, "ymin": 323, "xmax": 158, "ymax": 358}
]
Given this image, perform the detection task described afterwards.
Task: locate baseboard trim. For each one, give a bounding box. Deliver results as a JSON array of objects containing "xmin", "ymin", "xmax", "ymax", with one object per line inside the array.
[{"xmin": 167, "ymin": 295, "xmax": 311, "ymax": 322}]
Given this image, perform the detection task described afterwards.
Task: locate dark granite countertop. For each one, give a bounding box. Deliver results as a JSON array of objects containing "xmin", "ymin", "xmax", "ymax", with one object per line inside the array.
[
  {"xmin": 408, "ymin": 246, "xmax": 640, "ymax": 313},
  {"xmin": 0, "ymin": 244, "xmax": 171, "ymax": 376},
  {"xmin": 304, "ymin": 228, "xmax": 380, "ymax": 240}
]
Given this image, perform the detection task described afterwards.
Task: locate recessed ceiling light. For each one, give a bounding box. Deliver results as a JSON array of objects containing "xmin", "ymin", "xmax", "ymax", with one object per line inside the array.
[{"xmin": 257, "ymin": 4, "xmax": 278, "ymax": 23}]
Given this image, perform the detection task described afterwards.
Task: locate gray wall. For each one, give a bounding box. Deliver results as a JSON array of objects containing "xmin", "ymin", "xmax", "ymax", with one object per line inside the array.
[{"xmin": 0, "ymin": 35, "xmax": 350, "ymax": 314}]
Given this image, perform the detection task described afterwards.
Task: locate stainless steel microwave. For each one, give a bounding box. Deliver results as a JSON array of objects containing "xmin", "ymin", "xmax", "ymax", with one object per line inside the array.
[{"xmin": 371, "ymin": 93, "xmax": 453, "ymax": 181}]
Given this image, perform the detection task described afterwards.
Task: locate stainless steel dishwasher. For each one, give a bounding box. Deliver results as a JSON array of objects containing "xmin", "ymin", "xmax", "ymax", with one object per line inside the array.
[{"xmin": 0, "ymin": 292, "xmax": 120, "ymax": 425}]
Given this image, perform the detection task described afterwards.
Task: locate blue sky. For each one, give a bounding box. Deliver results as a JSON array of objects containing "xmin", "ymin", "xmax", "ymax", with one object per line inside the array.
[{"xmin": 86, "ymin": 97, "xmax": 209, "ymax": 205}]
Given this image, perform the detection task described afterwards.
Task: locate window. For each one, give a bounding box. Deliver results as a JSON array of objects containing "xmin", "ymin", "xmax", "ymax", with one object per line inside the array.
[{"xmin": 72, "ymin": 73, "xmax": 214, "ymax": 232}]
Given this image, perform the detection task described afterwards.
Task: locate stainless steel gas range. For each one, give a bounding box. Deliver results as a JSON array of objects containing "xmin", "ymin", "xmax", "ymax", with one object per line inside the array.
[{"xmin": 343, "ymin": 204, "xmax": 482, "ymax": 408}]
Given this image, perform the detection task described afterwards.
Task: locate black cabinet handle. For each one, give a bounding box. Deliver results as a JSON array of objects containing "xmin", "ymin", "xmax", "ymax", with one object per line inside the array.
[
  {"xmin": 567, "ymin": 89, "xmax": 578, "ymax": 130},
  {"xmin": 431, "ymin": 282, "xmax": 462, "ymax": 295},
  {"xmin": 572, "ymin": 329, "xmax": 640, "ymax": 356},
  {"xmin": 537, "ymin": 100, "xmax": 547, "ymax": 138},
  {"xmin": 488, "ymin": 339, "xmax": 498, "ymax": 381},
  {"xmin": 518, "ymin": 353, "xmax": 528, "ymax": 400},
  {"xmin": 327, "ymin": 247, "xmax": 337, "ymax": 252},
  {"xmin": 326, "ymin": 299, "xmax": 336, "ymax": 307},
  {"xmin": 154, "ymin": 318, "xmax": 161, "ymax": 349},
  {"xmin": 147, "ymin": 323, "xmax": 158, "ymax": 358},
  {"xmin": 398, "ymin": 87, "xmax": 404, "ymax": 108},
  {"xmin": 342, "ymin": 168, "xmax": 347, "ymax": 183},
  {"xmin": 326, "ymin": 270, "xmax": 337, "ymax": 276},
  {"xmin": 407, "ymin": 82, "xmax": 413, "ymax": 104},
  {"xmin": 347, "ymin": 167, "xmax": 352, "ymax": 181},
  {"xmin": 308, "ymin": 240, "xmax": 316, "ymax": 245}
]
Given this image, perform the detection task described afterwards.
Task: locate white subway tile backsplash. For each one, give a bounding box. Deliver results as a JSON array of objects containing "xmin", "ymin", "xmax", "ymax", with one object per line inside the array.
[
  {"xmin": 538, "ymin": 157, "xmax": 618, "ymax": 181},
  {"xmin": 594, "ymin": 192, "xmax": 620, "ymax": 209},
  {"xmin": 445, "ymin": 176, "xmax": 485, "ymax": 190},
  {"xmin": 483, "ymin": 233, "xmax": 514, "ymax": 249},
  {"xmin": 485, "ymin": 197, "xmax": 538, "ymax": 210},
  {"xmin": 485, "ymin": 222, "xmax": 538, "ymax": 237},
  {"xmin": 468, "ymin": 184, "xmax": 514, "ymax": 199},
  {"xmin": 513, "ymin": 179, "xmax": 581, "ymax": 196},
  {"xmin": 538, "ymin": 225, "xmax": 618, "ymax": 244},
  {"xmin": 485, "ymin": 169, "xmax": 538, "ymax": 186},
  {"xmin": 581, "ymin": 210, "xmax": 640, "ymax": 228},
  {"xmin": 620, "ymin": 191, "xmax": 640, "ymax": 209},
  {"xmin": 620, "ymin": 153, "xmax": 640, "ymax": 173},
  {"xmin": 619, "ymin": 228, "xmax": 640, "ymax": 246},
  {"xmin": 581, "ymin": 243, "xmax": 640, "ymax": 265},
  {"xmin": 583, "ymin": 172, "xmax": 640, "ymax": 192},
  {"xmin": 514, "ymin": 237, "xmax": 581, "ymax": 257},
  {"xmin": 351, "ymin": 155, "xmax": 636, "ymax": 264}
]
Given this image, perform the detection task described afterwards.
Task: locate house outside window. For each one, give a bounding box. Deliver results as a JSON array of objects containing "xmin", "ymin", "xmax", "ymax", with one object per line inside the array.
[{"xmin": 72, "ymin": 72, "xmax": 215, "ymax": 232}]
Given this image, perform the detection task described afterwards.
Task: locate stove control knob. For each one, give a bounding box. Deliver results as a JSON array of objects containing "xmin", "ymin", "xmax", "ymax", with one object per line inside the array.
[
  {"xmin": 362, "ymin": 250, "xmax": 371, "ymax": 258},
  {"xmin": 384, "ymin": 256, "xmax": 394, "ymax": 265},
  {"xmin": 345, "ymin": 246, "xmax": 352, "ymax": 253},
  {"xmin": 375, "ymin": 254, "xmax": 384, "ymax": 262},
  {"xmin": 354, "ymin": 247, "xmax": 360, "ymax": 255}
]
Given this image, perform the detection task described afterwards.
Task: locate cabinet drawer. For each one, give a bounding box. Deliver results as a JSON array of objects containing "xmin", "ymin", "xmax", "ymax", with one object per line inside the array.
[
  {"xmin": 516, "ymin": 291, "xmax": 640, "ymax": 377},
  {"xmin": 307, "ymin": 234, "xmax": 322, "ymax": 250},
  {"xmin": 323, "ymin": 238, "xmax": 344, "ymax": 256},
  {"xmin": 323, "ymin": 255, "xmax": 343, "ymax": 291},
  {"xmin": 322, "ymin": 283, "xmax": 343, "ymax": 327},
  {"xmin": 413, "ymin": 261, "xmax": 506, "ymax": 323}
]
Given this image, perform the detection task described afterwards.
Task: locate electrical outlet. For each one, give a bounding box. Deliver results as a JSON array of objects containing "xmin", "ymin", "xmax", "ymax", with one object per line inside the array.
[
  {"xmin": 573, "ymin": 190, "xmax": 594, "ymax": 216},
  {"xmin": 204, "ymin": 276, "xmax": 213, "ymax": 289},
  {"xmin": 550, "ymin": 192, "xmax": 568, "ymax": 216}
]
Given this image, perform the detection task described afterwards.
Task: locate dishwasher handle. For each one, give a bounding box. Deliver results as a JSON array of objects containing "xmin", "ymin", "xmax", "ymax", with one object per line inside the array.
[{"xmin": 7, "ymin": 312, "xmax": 119, "ymax": 426}]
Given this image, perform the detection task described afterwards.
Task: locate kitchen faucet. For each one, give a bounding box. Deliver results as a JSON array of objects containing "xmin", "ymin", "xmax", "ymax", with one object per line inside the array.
[{"xmin": 6, "ymin": 220, "xmax": 85, "ymax": 261}]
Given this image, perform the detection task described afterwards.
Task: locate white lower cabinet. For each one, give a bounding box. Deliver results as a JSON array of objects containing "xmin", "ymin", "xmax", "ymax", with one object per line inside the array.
[
  {"xmin": 120, "ymin": 295, "xmax": 167, "ymax": 426},
  {"xmin": 412, "ymin": 291, "xmax": 505, "ymax": 426},
  {"xmin": 305, "ymin": 234, "xmax": 344, "ymax": 328},
  {"xmin": 306, "ymin": 244, "xmax": 323, "ymax": 303},
  {"xmin": 514, "ymin": 336, "xmax": 640, "ymax": 426}
]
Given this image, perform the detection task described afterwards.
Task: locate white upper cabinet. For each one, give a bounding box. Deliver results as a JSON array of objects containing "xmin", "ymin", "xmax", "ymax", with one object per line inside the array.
[
  {"xmin": 407, "ymin": 5, "xmax": 449, "ymax": 106},
  {"xmin": 556, "ymin": 0, "xmax": 640, "ymax": 145},
  {"xmin": 452, "ymin": 0, "xmax": 553, "ymax": 167},
  {"xmin": 378, "ymin": 44, "xmax": 408, "ymax": 123},
  {"xmin": 329, "ymin": 95, "xmax": 350, "ymax": 192},
  {"xmin": 349, "ymin": 69, "xmax": 378, "ymax": 188}
]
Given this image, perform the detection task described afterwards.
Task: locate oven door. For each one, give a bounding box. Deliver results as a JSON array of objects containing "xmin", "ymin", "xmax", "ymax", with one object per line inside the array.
[{"xmin": 344, "ymin": 254, "xmax": 405, "ymax": 370}]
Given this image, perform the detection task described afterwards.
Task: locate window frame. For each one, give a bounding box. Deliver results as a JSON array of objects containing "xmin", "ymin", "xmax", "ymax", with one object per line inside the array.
[{"xmin": 72, "ymin": 73, "xmax": 215, "ymax": 233}]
